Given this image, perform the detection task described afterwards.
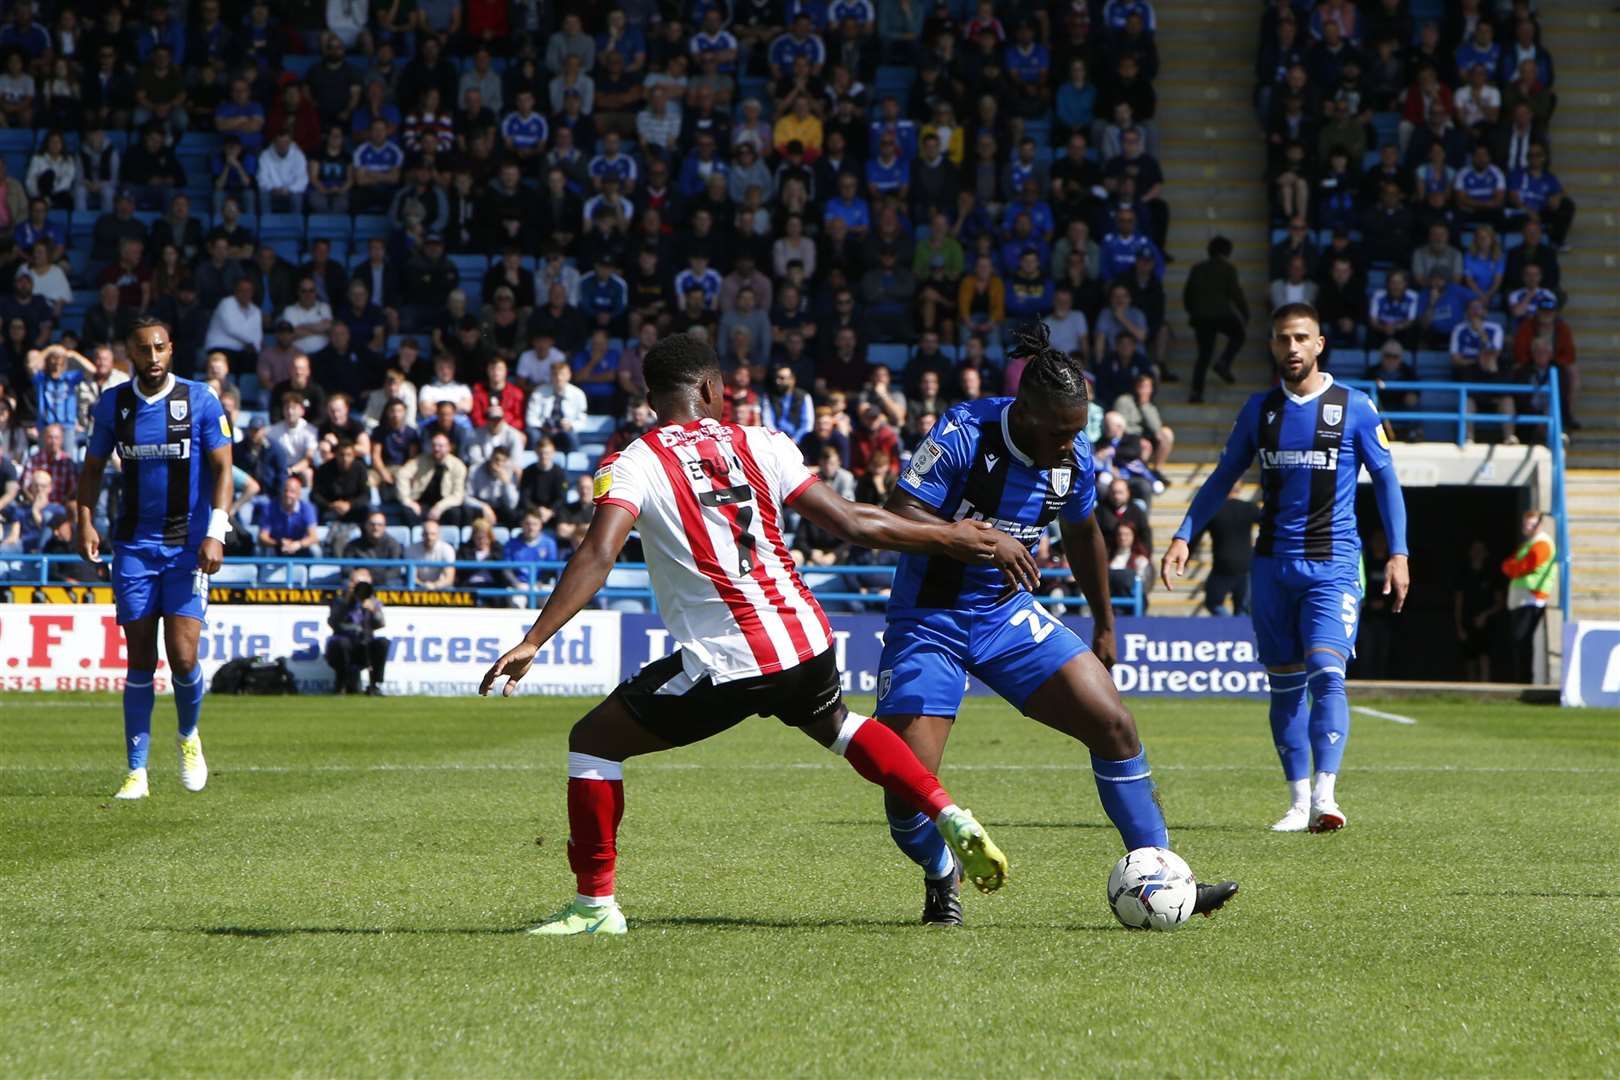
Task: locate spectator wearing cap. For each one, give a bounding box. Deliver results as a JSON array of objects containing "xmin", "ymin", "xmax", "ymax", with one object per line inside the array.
[
  {"xmin": 1365, "ymin": 341, "xmax": 1421, "ymax": 440},
  {"xmin": 463, "ymin": 399, "xmax": 526, "ymax": 470}
]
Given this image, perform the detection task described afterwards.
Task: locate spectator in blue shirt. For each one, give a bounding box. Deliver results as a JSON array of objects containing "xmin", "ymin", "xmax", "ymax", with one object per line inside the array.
[
  {"xmin": 28, "ymin": 344, "xmax": 93, "ymax": 453},
  {"xmin": 672, "ymin": 254, "xmax": 723, "ymax": 311},
  {"xmin": 587, "ymin": 131, "xmax": 637, "ymax": 194},
  {"xmin": 1004, "ymin": 20, "xmax": 1050, "ymax": 118},
  {"xmin": 352, "ymin": 119, "xmax": 404, "ymax": 213},
  {"xmin": 256, "ymin": 474, "xmax": 320, "ymax": 557},
  {"xmin": 1367, "ymin": 270, "xmax": 1422, "ymax": 351},
  {"xmin": 1103, "ymin": 0, "xmax": 1156, "ymax": 34},
  {"xmin": 598, "ymin": 11, "xmax": 648, "ymax": 74},
  {"xmin": 503, "ymin": 509, "xmax": 559, "ymax": 591},
  {"xmin": 1507, "ymin": 143, "xmax": 1574, "ymax": 248},
  {"xmin": 0, "ymin": 467, "xmax": 65, "ymax": 556},
  {"xmin": 1454, "ymin": 144, "xmax": 1506, "ymax": 226},
  {"xmin": 499, "ymin": 89, "xmax": 549, "ymax": 176},
  {"xmin": 1453, "ymin": 21, "xmax": 1501, "ymax": 85},
  {"xmin": 1055, "ymin": 59, "xmax": 1097, "ymax": 140},
  {"xmin": 769, "ymin": 14, "xmax": 827, "ymax": 78},
  {"xmin": 577, "ymin": 255, "xmax": 630, "ymax": 336},
  {"xmin": 214, "ymin": 78, "xmax": 266, "ymax": 152},
  {"xmin": 1417, "ymin": 269, "xmax": 1474, "ymax": 347},
  {"xmin": 867, "ymin": 96, "xmax": 918, "ymax": 160},
  {"xmin": 864, "ymin": 135, "xmax": 909, "ymax": 201},
  {"xmin": 689, "ymin": 9, "xmax": 740, "ymax": 74},
  {"xmin": 1004, "ymin": 249, "xmax": 1055, "ymax": 322},
  {"xmin": 823, "ymin": 172, "xmax": 871, "ymax": 236},
  {"xmin": 676, "ymin": 132, "xmax": 728, "ymax": 199},
  {"xmin": 1099, "ymin": 205, "xmax": 1164, "ymax": 282},
  {"xmin": 763, "ymin": 363, "xmax": 815, "ymax": 443}
]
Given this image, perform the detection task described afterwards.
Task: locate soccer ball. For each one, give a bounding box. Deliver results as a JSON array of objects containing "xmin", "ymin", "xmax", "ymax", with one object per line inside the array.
[{"xmin": 1107, "ymin": 847, "xmax": 1197, "ymax": 930}]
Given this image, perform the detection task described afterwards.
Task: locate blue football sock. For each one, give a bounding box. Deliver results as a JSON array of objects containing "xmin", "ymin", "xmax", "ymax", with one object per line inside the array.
[
  {"xmin": 1092, "ymin": 750, "xmax": 1170, "ymax": 850},
  {"xmin": 887, "ymin": 809, "xmax": 954, "ymax": 880},
  {"xmin": 173, "ymin": 666, "xmax": 204, "ymax": 739},
  {"xmin": 1268, "ymin": 670, "xmax": 1311, "ymax": 782},
  {"xmin": 124, "ymin": 670, "xmax": 155, "ymax": 770},
  {"xmin": 1307, "ymin": 653, "xmax": 1351, "ymax": 775}
]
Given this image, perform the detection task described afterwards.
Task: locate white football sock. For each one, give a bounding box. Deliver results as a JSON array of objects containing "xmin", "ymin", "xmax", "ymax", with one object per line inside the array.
[
  {"xmin": 1312, "ymin": 771, "xmax": 1337, "ymax": 805},
  {"xmin": 577, "ymin": 893, "xmax": 616, "ymax": 908},
  {"xmin": 1288, "ymin": 778, "xmax": 1310, "ymax": 809}
]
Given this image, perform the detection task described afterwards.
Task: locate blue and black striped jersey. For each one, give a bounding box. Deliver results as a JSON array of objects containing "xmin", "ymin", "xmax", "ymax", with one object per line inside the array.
[
  {"xmin": 1174, "ymin": 375, "xmax": 1408, "ymax": 560},
  {"xmin": 88, "ymin": 377, "xmax": 231, "ymax": 554},
  {"xmin": 889, "ymin": 397, "xmax": 1097, "ymax": 615}
]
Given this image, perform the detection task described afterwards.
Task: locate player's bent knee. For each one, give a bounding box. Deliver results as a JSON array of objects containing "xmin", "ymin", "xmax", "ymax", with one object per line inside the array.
[{"xmin": 1306, "ymin": 650, "xmax": 1347, "ymax": 694}]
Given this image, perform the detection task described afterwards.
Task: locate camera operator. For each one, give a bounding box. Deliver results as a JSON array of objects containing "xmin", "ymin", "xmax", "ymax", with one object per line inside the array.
[{"xmin": 325, "ymin": 567, "xmax": 389, "ymax": 695}]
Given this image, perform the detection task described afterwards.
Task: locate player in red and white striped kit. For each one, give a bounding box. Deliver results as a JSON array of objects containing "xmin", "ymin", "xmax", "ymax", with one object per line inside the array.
[{"xmin": 481, "ymin": 333, "xmax": 1039, "ymax": 935}]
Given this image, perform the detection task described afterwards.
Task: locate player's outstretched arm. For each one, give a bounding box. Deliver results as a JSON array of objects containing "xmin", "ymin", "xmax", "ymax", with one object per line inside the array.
[
  {"xmin": 479, "ymin": 503, "xmax": 636, "ymax": 697},
  {"xmin": 797, "ymin": 483, "xmax": 1040, "ymax": 592}
]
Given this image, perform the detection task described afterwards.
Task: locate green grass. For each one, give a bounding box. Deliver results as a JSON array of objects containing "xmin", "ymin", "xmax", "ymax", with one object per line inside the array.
[{"xmin": 1, "ymin": 693, "xmax": 1616, "ymax": 1078}]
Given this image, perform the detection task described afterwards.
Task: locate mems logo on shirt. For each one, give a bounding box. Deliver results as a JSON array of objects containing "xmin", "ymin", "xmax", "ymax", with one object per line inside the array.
[{"xmin": 1259, "ymin": 447, "xmax": 1339, "ymax": 470}]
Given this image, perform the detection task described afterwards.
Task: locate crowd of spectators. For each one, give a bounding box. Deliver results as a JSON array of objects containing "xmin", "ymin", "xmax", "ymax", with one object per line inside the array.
[
  {"xmin": 0, "ymin": 0, "xmax": 1186, "ymax": 611},
  {"xmin": 1255, "ymin": 0, "xmax": 1579, "ymax": 442}
]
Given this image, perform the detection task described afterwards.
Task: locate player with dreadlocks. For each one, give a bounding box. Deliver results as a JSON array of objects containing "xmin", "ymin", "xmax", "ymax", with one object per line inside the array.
[{"xmin": 870, "ymin": 321, "xmax": 1239, "ymax": 924}]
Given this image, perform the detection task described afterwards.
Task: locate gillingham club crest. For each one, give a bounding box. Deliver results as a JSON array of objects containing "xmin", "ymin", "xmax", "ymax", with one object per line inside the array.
[
  {"xmin": 1322, "ymin": 403, "xmax": 1342, "ymax": 427},
  {"xmin": 170, "ymin": 398, "xmax": 188, "ymax": 422},
  {"xmin": 1050, "ymin": 467, "xmax": 1072, "ymax": 497}
]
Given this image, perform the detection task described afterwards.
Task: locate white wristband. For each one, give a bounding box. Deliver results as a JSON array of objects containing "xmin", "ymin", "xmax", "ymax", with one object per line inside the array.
[{"xmin": 206, "ymin": 508, "xmax": 231, "ymax": 543}]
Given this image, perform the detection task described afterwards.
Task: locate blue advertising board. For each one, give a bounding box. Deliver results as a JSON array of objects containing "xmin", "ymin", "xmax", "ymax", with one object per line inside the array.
[
  {"xmin": 619, "ymin": 615, "xmax": 1269, "ymax": 697},
  {"xmin": 1562, "ymin": 621, "xmax": 1620, "ymax": 708}
]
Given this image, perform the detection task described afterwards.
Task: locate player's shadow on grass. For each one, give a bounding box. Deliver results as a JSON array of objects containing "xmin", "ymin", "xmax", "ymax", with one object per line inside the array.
[
  {"xmin": 1459, "ymin": 890, "xmax": 1620, "ymax": 900},
  {"xmin": 200, "ymin": 926, "xmax": 531, "ymax": 937}
]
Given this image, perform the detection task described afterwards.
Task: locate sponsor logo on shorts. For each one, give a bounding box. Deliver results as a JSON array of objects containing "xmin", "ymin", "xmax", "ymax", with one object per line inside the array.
[{"xmin": 876, "ymin": 668, "xmax": 892, "ymax": 701}]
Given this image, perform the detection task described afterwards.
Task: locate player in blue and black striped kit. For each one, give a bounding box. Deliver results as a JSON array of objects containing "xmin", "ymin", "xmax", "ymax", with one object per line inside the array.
[
  {"xmin": 873, "ymin": 323, "xmax": 1238, "ymax": 925},
  {"xmin": 1162, "ymin": 303, "xmax": 1410, "ymax": 833},
  {"xmin": 77, "ymin": 317, "xmax": 235, "ymax": 800}
]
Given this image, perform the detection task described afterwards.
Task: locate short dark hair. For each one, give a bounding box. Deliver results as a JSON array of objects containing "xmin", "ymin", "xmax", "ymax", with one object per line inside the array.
[
  {"xmin": 1008, "ymin": 321, "xmax": 1088, "ymax": 410},
  {"xmin": 1207, "ymin": 236, "xmax": 1233, "ymax": 258},
  {"xmin": 643, "ymin": 332, "xmax": 721, "ymax": 398},
  {"xmin": 126, "ymin": 314, "xmax": 168, "ymax": 340},
  {"xmin": 1272, "ymin": 301, "xmax": 1322, "ymax": 328}
]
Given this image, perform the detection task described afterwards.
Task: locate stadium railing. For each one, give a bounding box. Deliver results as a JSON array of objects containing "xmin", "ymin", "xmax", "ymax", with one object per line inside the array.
[
  {"xmin": 1, "ymin": 556, "xmax": 1147, "ymax": 616},
  {"xmin": 1340, "ymin": 375, "xmax": 1571, "ymax": 619}
]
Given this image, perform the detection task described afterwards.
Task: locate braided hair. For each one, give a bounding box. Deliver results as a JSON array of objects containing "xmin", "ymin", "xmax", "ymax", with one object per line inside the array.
[{"xmin": 1008, "ymin": 320, "xmax": 1088, "ymax": 409}]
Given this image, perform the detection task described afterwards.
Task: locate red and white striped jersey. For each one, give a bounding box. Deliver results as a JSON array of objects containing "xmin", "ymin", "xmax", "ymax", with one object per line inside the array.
[{"xmin": 593, "ymin": 419, "xmax": 834, "ymax": 683}]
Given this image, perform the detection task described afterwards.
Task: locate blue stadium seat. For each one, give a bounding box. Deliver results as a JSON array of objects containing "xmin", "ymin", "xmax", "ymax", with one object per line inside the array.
[
  {"xmin": 1371, "ymin": 112, "xmax": 1399, "ymax": 148},
  {"xmin": 267, "ymin": 238, "xmax": 300, "ymax": 264},
  {"xmin": 282, "ymin": 55, "xmax": 318, "ymax": 77},
  {"xmin": 1414, "ymin": 350, "xmax": 1451, "ymax": 377},
  {"xmin": 869, "ymin": 343, "xmax": 908, "ymax": 370},
  {"xmin": 259, "ymin": 213, "xmax": 302, "ymax": 241},
  {"xmin": 307, "ymin": 213, "xmax": 352, "ymax": 246},
  {"xmin": 450, "ymin": 253, "xmax": 489, "ymax": 280},
  {"xmin": 352, "ymin": 215, "xmax": 391, "ymax": 241},
  {"xmin": 577, "ymin": 414, "xmax": 614, "ymax": 435},
  {"xmin": 385, "ymin": 525, "xmax": 411, "ymax": 548},
  {"xmin": 0, "ymin": 129, "xmax": 34, "ymax": 152}
]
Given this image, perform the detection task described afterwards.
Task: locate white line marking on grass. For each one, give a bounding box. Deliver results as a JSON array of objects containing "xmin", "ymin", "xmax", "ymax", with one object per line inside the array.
[
  {"xmin": 1353, "ymin": 705, "xmax": 1419, "ymax": 725},
  {"xmin": 2, "ymin": 763, "xmax": 1614, "ymax": 775}
]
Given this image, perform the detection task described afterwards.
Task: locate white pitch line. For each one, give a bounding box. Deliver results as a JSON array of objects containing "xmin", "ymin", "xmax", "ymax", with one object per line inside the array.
[
  {"xmin": 1, "ymin": 763, "xmax": 1613, "ymax": 775},
  {"xmin": 1353, "ymin": 705, "xmax": 1419, "ymax": 725}
]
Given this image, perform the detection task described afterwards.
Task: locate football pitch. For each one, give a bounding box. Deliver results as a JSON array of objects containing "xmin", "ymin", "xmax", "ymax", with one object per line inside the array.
[{"xmin": 2, "ymin": 692, "xmax": 1615, "ymax": 1078}]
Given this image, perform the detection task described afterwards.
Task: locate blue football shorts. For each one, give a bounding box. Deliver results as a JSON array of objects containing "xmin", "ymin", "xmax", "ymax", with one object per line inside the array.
[
  {"xmin": 874, "ymin": 590, "xmax": 1088, "ymax": 719},
  {"xmin": 1248, "ymin": 554, "xmax": 1362, "ymax": 667},
  {"xmin": 111, "ymin": 546, "xmax": 208, "ymax": 625}
]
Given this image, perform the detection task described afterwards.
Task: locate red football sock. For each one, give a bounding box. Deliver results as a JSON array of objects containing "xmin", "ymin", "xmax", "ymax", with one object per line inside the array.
[
  {"xmin": 566, "ymin": 776, "xmax": 624, "ymax": 900},
  {"xmin": 839, "ymin": 714, "xmax": 952, "ymax": 818}
]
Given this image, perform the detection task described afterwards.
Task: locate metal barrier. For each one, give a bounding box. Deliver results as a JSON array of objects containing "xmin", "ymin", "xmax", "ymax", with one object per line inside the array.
[
  {"xmin": 1341, "ymin": 375, "xmax": 1570, "ymax": 618},
  {"xmin": 1, "ymin": 554, "xmax": 1147, "ymax": 615}
]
